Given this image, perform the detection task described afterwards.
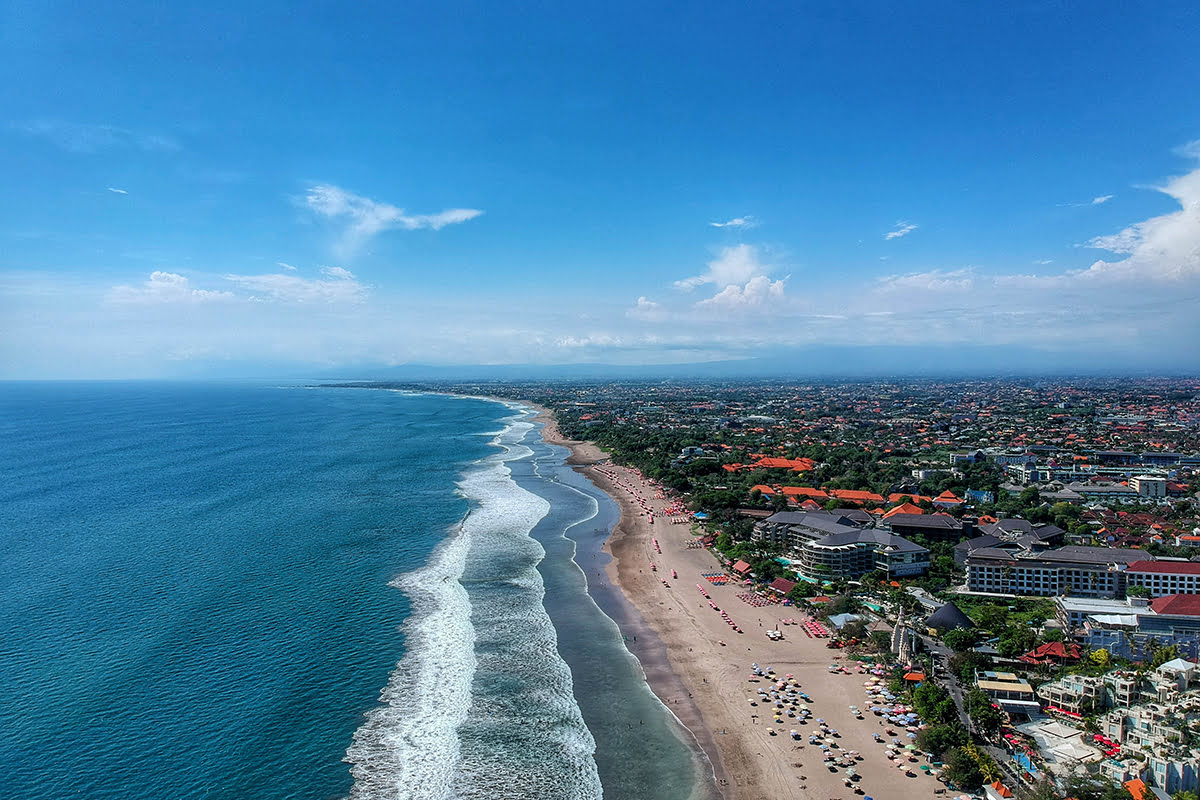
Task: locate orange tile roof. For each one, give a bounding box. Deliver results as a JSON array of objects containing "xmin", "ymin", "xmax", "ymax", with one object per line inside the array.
[
  {"xmin": 888, "ymin": 492, "xmax": 932, "ymax": 504},
  {"xmin": 780, "ymin": 486, "xmax": 829, "ymax": 499},
  {"xmin": 753, "ymin": 456, "xmax": 816, "ymax": 471},
  {"xmin": 883, "ymin": 502, "xmax": 925, "ymax": 519},
  {"xmin": 1124, "ymin": 779, "xmax": 1147, "ymax": 800},
  {"xmin": 829, "ymin": 488, "xmax": 885, "ymax": 504}
]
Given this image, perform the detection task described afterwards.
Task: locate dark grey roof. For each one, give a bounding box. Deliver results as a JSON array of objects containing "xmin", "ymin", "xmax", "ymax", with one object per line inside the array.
[
  {"xmin": 927, "ymin": 602, "xmax": 974, "ymax": 632},
  {"xmin": 956, "ymin": 534, "xmax": 1007, "ymax": 554},
  {"xmin": 1042, "ymin": 545, "xmax": 1146, "ymax": 565},
  {"xmin": 1033, "ymin": 524, "xmax": 1067, "ymax": 541},
  {"xmin": 764, "ymin": 510, "xmax": 862, "ymax": 538},
  {"xmin": 967, "ymin": 544, "xmax": 1148, "ymax": 567},
  {"xmin": 886, "ymin": 513, "xmax": 962, "ymax": 530},
  {"xmin": 839, "ymin": 509, "xmax": 875, "ymax": 527},
  {"xmin": 765, "ymin": 510, "xmax": 849, "ymax": 525},
  {"xmin": 982, "ymin": 519, "xmax": 1035, "ymax": 536},
  {"xmin": 812, "ymin": 529, "xmax": 928, "ymax": 553}
]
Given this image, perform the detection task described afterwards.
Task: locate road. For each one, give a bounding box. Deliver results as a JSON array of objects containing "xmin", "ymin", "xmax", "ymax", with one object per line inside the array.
[{"xmin": 918, "ymin": 632, "xmax": 1024, "ymax": 789}]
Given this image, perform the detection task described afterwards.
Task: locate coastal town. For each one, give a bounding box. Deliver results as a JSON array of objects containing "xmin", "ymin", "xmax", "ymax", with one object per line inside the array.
[{"xmin": 411, "ymin": 377, "xmax": 1200, "ymax": 800}]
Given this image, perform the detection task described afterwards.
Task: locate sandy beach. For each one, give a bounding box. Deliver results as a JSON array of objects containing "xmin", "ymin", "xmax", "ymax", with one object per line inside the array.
[{"xmin": 534, "ymin": 408, "xmax": 949, "ymax": 800}]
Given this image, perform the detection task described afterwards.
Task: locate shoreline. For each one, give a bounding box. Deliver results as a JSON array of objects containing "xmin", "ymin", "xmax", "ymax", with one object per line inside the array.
[
  {"xmin": 530, "ymin": 403, "xmax": 949, "ymax": 800},
  {"xmin": 528, "ymin": 406, "xmax": 747, "ymax": 798}
]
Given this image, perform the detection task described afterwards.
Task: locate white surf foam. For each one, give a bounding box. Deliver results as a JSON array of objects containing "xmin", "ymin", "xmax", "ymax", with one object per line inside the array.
[
  {"xmin": 344, "ymin": 508, "xmax": 476, "ymax": 800},
  {"xmin": 346, "ymin": 409, "xmax": 601, "ymax": 800},
  {"xmin": 451, "ymin": 417, "xmax": 602, "ymax": 799}
]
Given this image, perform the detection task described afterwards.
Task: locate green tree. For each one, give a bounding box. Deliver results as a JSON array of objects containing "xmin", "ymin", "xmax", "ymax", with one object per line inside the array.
[
  {"xmin": 997, "ymin": 626, "xmax": 1038, "ymax": 658},
  {"xmin": 966, "ymin": 687, "xmax": 1004, "ymax": 737},
  {"xmin": 943, "ymin": 746, "xmax": 984, "ymax": 790},
  {"xmin": 943, "ymin": 628, "xmax": 979, "ymax": 653},
  {"xmin": 974, "ymin": 604, "xmax": 1010, "ymax": 633},
  {"xmin": 949, "ymin": 650, "xmax": 994, "ymax": 683},
  {"xmin": 916, "ymin": 723, "xmax": 967, "ymax": 758},
  {"xmin": 1018, "ymin": 779, "xmax": 1059, "ymax": 800}
]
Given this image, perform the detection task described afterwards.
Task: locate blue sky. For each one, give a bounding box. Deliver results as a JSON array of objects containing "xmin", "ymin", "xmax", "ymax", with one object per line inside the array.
[{"xmin": 3, "ymin": 1, "xmax": 1200, "ymax": 377}]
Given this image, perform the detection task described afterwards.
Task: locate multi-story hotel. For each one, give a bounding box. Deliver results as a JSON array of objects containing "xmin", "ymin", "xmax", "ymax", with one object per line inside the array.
[
  {"xmin": 965, "ymin": 545, "xmax": 1147, "ymax": 597},
  {"xmin": 753, "ymin": 511, "xmax": 929, "ymax": 581}
]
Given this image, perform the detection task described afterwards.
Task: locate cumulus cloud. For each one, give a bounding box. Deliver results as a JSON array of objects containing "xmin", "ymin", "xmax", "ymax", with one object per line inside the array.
[
  {"xmin": 626, "ymin": 296, "xmax": 666, "ymax": 321},
  {"xmin": 709, "ymin": 216, "xmax": 757, "ymax": 229},
  {"xmin": 884, "ymin": 221, "xmax": 917, "ymax": 240},
  {"xmin": 1075, "ymin": 158, "xmax": 1200, "ymax": 282},
  {"xmin": 671, "ymin": 244, "xmax": 789, "ymax": 311},
  {"xmin": 675, "ymin": 244, "xmax": 770, "ymax": 291},
  {"xmin": 225, "ymin": 265, "xmax": 367, "ymax": 304},
  {"xmin": 305, "ymin": 184, "xmax": 482, "ymax": 259},
  {"xmin": 107, "ymin": 271, "xmax": 234, "ymax": 305},
  {"xmin": 697, "ymin": 274, "xmax": 786, "ymax": 308}
]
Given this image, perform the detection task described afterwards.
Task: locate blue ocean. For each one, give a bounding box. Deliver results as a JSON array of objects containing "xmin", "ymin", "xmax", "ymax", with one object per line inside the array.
[{"xmin": 0, "ymin": 383, "xmax": 713, "ymax": 800}]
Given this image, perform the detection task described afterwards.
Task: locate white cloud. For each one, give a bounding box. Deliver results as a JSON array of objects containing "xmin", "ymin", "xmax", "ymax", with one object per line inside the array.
[
  {"xmin": 224, "ymin": 265, "xmax": 367, "ymax": 304},
  {"xmin": 1092, "ymin": 194, "xmax": 1113, "ymax": 205},
  {"xmin": 671, "ymin": 244, "xmax": 789, "ymax": 311},
  {"xmin": 675, "ymin": 244, "xmax": 769, "ymax": 291},
  {"xmin": 1173, "ymin": 139, "xmax": 1200, "ymax": 160},
  {"xmin": 709, "ymin": 216, "xmax": 757, "ymax": 229},
  {"xmin": 107, "ymin": 271, "xmax": 234, "ymax": 305},
  {"xmin": 305, "ymin": 184, "xmax": 482, "ymax": 259},
  {"xmin": 697, "ymin": 275, "xmax": 786, "ymax": 309},
  {"xmin": 1076, "ymin": 158, "xmax": 1200, "ymax": 282},
  {"xmin": 626, "ymin": 296, "xmax": 666, "ymax": 321},
  {"xmin": 107, "ymin": 187, "xmax": 128, "ymax": 195},
  {"xmin": 884, "ymin": 221, "xmax": 918, "ymax": 240},
  {"xmin": 276, "ymin": 261, "xmax": 298, "ymax": 271}
]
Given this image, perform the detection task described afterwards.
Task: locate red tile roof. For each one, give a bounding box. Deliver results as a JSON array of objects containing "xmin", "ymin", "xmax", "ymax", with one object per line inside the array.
[
  {"xmin": 1128, "ymin": 561, "xmax": 1200, "ymax": 575},
  {"xmin": 731, "ymin": 560, "xmax": 752, "ymax": 574},
  {"xmin": 769, "ymin": 577, "xmax": 797, "ymax": 594},
  {"xmin": 1019, "ymin": 641, "xmax": 1081, "ymax": 663},
  {"xmin": 1150, "ymin": 594, "xmax": 1200, "ymax": 616}
]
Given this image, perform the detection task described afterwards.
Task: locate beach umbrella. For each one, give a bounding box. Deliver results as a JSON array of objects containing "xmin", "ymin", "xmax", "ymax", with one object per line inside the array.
[{"xmin": 907, "ymin": 733, "xmax": 917, "ymax": 739}]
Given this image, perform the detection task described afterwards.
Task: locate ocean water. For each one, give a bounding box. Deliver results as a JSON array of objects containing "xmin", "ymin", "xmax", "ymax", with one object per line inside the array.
[{"xmin": 0, "ymin": 383, "xmax": 712, "ymax": 800}]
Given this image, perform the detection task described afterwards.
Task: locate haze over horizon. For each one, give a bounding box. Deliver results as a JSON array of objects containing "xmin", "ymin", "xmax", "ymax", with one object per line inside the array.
[{"xmin": 3, "ymin": 2, "xmax": 1200, "ymax": 379}]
